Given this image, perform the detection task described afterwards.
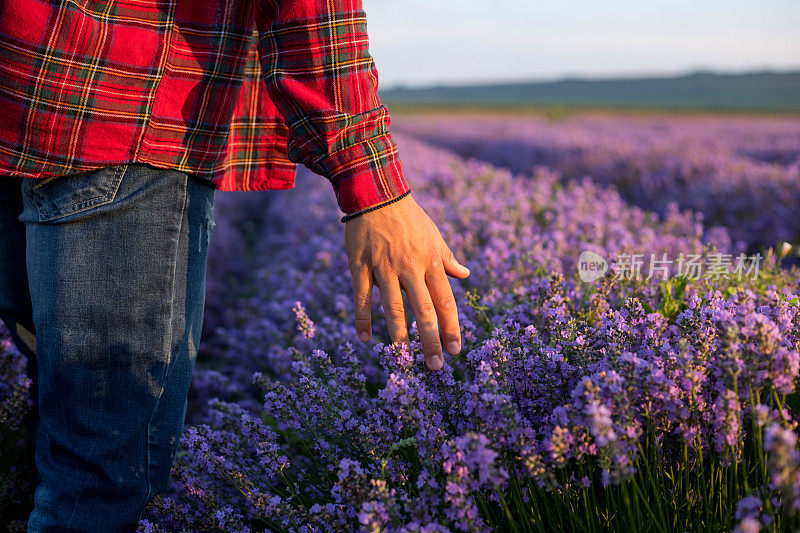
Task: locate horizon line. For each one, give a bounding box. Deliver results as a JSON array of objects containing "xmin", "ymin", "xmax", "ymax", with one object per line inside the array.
[{"xmin": 379, "ymin": 66, "xmax": 800, "ymax": 92}]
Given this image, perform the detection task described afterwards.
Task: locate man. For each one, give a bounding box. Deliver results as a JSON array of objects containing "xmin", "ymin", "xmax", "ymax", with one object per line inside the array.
[{"xmin": 0, "ymin": 0, "xmax": 468, "ymax": 530}]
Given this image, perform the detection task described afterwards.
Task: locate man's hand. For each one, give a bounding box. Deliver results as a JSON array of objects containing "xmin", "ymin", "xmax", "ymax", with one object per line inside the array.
[{"xmin": 345, "ymin": 194, "xmax": 470, "ymax": 371}]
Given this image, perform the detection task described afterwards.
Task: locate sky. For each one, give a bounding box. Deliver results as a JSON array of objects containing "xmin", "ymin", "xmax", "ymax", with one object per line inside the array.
[{"xmin": 363, "ymin": 0, "xmax": 800, "ymax": 88}]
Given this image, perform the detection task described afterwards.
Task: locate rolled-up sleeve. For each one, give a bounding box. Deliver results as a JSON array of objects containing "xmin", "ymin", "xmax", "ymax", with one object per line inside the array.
[{"xmin": 254, "ymin": 0, "xmax": 410, "ymax": 215}]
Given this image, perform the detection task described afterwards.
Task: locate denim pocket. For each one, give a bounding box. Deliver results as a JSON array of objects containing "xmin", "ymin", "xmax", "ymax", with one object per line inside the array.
[{"xmin": 21, "ymin": 164, "xmax": 128, "ymax": 222}]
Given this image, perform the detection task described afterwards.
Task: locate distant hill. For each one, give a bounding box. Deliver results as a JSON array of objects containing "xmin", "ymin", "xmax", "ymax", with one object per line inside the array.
[{"xmin": 379, "ymin": 71, "xmax": 800, "ymax": 112}]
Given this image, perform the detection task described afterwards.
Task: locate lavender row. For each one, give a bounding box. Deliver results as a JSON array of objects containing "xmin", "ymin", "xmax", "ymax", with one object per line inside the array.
[
  {"xmin": 391, "ymin": 113, "xmax": 800, "ymax": 250},
  {"xmin": 189, "ymin": 133, "xmax": 741, "ymax": 411}
]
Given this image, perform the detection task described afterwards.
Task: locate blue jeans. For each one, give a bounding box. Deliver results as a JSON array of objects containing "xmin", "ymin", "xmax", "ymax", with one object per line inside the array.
[{"xmin": 0, "ymin": 164, "xmax": 216, "ymax": 531}]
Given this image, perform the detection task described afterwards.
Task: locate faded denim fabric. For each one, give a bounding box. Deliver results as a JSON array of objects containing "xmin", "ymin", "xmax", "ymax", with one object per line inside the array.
[{"xmin": 0, "ymin": 163, "xmax": 215, "ymax": 531}]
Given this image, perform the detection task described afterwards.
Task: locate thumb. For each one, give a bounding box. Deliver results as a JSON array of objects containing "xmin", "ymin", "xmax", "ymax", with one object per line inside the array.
[{"xmin": 442, "ymin": 244, "xmax": 470, "ymax": 279}]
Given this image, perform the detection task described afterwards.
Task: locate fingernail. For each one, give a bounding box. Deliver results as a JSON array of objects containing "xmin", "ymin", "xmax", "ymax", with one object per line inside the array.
[
  {"xmin": 429, "ymin": 355, "xmax": 442, "ymax": 370},
  {"xmin": 358, "ymin": 330, "xmax": 370, "ymax": 342},
  {"xmin": 446, "ymin": 341, "xmax": 460, "ymax": 355}
]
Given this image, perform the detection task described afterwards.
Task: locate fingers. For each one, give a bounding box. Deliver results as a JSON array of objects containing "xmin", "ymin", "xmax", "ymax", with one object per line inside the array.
[
  {"xmin": 373, "ymin": 270, "xmax": 409, "ymax": 347},
  {"xmin": 401, "ymin": 273, "xmax": 443, "ymax": 371},
  {"xmin": 442, "ymin": 242, "xmax": 470, "ymax": 279},
  {"xmin": 425, "ymin": 261, "xmax": 461, "ymax": 356},
  {"xmin": 351, "ymin": 263, "xmax": 373, "ymax": 342}
]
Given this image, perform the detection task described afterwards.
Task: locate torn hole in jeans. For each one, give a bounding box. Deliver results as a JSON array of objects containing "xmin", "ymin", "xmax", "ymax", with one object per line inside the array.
[{"xmin": 201, "ymin": 211, "xmax": 216, "ymax": 253}]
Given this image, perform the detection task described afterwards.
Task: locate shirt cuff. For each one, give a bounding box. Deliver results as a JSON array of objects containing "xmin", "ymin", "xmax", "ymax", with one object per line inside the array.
[
  {"xmin": 340, "ymin": 189, "xmax": 412, "ymax": 223},
  {"xmin": 314, "ymin": 116, "xmax": 411, "ymax": 215}
]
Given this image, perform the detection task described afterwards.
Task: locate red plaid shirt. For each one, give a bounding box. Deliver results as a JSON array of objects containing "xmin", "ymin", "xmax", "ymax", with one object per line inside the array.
[{"xmin": 0, "ymin": 0, "xmax": 409, "ymax": 214}]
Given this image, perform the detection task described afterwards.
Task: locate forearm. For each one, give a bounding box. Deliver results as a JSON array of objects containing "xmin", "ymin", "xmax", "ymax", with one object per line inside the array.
[{"xmin": 254, "ymin": 0, "xmax": 410, "ymax": 214}]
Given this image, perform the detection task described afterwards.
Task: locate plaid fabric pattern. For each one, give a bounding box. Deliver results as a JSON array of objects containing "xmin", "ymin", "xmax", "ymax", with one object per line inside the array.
[{"xmin": 0, "ymin": 0, "xmax": 409, "ymax": 214}]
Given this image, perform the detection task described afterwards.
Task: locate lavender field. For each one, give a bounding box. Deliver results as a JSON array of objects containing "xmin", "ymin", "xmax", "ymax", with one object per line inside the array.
[
  {"xmin": 394, "ymin": 112, "xmax": 800, "ymax": 250},
  {"xmin": 2, "ymin": 113, "xmax": 800, "ymax": 532}
]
